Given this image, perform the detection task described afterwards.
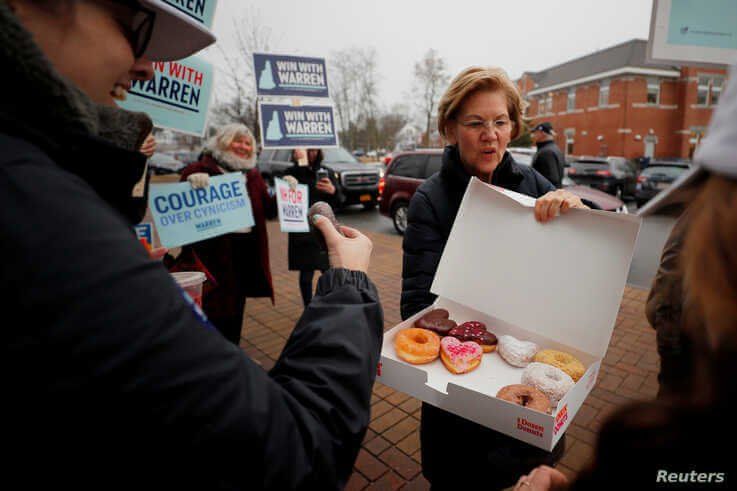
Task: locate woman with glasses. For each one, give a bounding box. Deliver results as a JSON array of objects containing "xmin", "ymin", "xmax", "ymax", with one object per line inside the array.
[
  {"xmin": 0, "ymin": 1, "xmax": 382, "ymax": 490},
  {"xmin": 401, "ymin": 66, "xmax": 588, "ymax": 490}
]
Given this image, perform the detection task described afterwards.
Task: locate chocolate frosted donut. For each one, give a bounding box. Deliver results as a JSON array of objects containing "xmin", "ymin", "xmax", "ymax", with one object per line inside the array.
[
  {"xmin": 416, "ymin": 311, "xmax": 456, "ymax": 336},
  {"xmin": 496, "ymin": 384, "xmax": 551, "ymax": 413},
  {"xmin": 308, "ymin": 201, "xmax": 343, "ymax": 250},
  {"xmin": 448, "ymin": 322, "xmax": 498, "ymax": 352}
]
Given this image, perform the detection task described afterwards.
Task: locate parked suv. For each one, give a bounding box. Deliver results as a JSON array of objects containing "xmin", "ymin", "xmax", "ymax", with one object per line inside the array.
[
  {"xmin": 257, "ymin": 147, "xmax": 381, "ymax": 209},
  {"xmin": 634, "ymin": 161, "xmax": 691, "ymax": 206},
  {"xmin": 566, "ymin": 156, "xmax": 637, "ymax": 198},
  {"xmin": 379, "ymin": 150, "xmax": 443, "ymax": 234},
  {"xmin": 380, "ymin": 149, "xmax": 628, "ymax": 235}
]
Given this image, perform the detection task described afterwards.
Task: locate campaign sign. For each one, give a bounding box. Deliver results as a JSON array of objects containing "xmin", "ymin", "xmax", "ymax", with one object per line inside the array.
[
  {"xmin": 117, "ymin": 55, "xmax": 213, "ymax": 137},
  {"xmin": 253, "ymin": 53, "xmax": 329, "ymax": 98},
  {"xmin": 134, "ymin": 223, "xmax": 153, "ymax": 246},
  {"xmin": 148, "ymin": 173, "xmax": 255, "ymax": 248},
  {"xmin": 259, "ymin": 102, "xmax": 339, "ymax": 149},
  {"xmin": 162, "ymin": 0, "xmax": 218, "ymax": 28},
  {"xmin": 275, "ymin": 178, "xmax": 309, "ymax": 233}
]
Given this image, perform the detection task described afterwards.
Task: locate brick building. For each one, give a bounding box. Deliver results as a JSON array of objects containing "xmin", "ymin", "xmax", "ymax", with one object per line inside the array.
[{"xmin": 518, "ymin": 39, "xmax": 727, "ymax": 160}]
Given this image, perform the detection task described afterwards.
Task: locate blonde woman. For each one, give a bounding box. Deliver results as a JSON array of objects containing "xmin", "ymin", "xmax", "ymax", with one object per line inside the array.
[
  {"xmin": 178, "ymin": 123, "xmax": 276, "ymax": 344},
  {"xmin": 401, "ymin": 67, "xmax": 589, "ymax": 490}
]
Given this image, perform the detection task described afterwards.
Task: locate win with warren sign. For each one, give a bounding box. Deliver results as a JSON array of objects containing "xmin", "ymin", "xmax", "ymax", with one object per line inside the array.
[
  {"xmin": 253, "ymin": 53, "xmax": 329, "ymax": 98},
  {"xmin": 258, "ymin": 102, "xmax": 338, "ymax": 149}
]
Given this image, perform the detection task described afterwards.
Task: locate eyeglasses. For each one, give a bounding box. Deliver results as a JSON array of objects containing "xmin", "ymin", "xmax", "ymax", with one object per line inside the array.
[
  {"xmin": 105, "ymin": 0, "xmax": 157, "ymax": 58},
  {"xmin": 457, "ymin": 117, "xmax": 514, "ymax": 135}
]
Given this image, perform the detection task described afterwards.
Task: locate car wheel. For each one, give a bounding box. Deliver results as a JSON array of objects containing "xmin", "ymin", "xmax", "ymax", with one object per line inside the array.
[{"xmin": 392, "ymin": 202, "xmax": 409, "ymax": 235}]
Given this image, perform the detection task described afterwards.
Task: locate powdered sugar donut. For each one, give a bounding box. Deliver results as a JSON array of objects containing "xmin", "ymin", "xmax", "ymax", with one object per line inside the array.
[
  {"xmin": 522, "ymin": 362, "xmax": 574, "ymax": 406},
  {"xmin": 497, "ymin": 335, "xmax": 539, "ymax": 367}
]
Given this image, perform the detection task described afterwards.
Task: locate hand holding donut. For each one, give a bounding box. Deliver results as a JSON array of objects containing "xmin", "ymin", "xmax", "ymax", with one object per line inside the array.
[
  {"xmin": 514, "ymin": 465, "xmax": 569, "ymax": 491},
  {"xmin": 534, "ymin": 189, "xmax": 589, "ymax": 223},
  {"xmin": 312, "ymin": 214, "xmax": 372, "ymax": 273}
]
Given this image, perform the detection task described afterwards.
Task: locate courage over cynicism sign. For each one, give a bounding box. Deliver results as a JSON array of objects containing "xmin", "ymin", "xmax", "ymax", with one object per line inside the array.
[{"xmin": 148, "ymin": 173, "xmax": 255, "ymax": 248}]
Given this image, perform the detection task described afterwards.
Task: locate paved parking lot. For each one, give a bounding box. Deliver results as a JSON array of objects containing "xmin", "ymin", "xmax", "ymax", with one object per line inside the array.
[{"xmin": 239, "ymin": 219, "xmax": 659, "ymax": 490}]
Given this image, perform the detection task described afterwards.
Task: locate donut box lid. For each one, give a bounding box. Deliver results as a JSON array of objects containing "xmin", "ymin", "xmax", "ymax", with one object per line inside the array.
[{"xmin": 431, "ymin": 178, "xmax": 641, "ymax": 359}]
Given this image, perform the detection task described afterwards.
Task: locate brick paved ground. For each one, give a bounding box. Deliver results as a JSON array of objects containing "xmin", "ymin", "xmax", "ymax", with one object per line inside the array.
[{"xmin": 239, "ymin": 220, "xmax": 659, "ymax": 490}]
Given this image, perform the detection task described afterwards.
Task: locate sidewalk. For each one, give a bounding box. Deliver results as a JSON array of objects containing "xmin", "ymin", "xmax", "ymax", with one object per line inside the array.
[{"xmin": 240, "ymin": 220, "xmax": 659, "ymax": 490}]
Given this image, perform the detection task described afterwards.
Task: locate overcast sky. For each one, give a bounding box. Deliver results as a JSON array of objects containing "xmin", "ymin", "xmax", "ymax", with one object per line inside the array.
[{"xmin": 203, "ymin": 0, "xmax": 654, "ymax": 113}]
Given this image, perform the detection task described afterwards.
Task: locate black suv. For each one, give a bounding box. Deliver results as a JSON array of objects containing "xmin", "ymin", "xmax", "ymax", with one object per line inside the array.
[
  {"xmin": 567, "ymin": 156, "xmax": 638, "ymax": 199},
  {"xmin": 257, "ymin": 147, "xmax": 381, "ymax": 209}
]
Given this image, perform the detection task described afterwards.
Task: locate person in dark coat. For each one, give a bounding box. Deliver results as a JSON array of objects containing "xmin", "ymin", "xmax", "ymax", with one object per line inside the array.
[
  {"xmin": 402, "ymin": 66, "xmax": 589, "ymax": 490},
  {"xmin": 283, "ymin": 148, "xmax": 344, "ymax": 306},
  {"xmin": 0, "ymin": 2, "xmax": 382, "ymax": 490},
  {"xmin": 177, "ymin": 123, "xmax": 276, "ymax": 345},
  {"xmin": 531, "ymin": 122, "xmax": 566, "ymax": 188}
]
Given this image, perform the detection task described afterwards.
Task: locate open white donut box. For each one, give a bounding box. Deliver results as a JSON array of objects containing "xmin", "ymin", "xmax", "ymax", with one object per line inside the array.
[{"xmin": 377, "ymin": 178, "xmax": 641, "ymax": 451}]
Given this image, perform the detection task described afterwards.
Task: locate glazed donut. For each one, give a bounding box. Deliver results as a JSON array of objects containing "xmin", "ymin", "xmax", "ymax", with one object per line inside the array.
[
  {"xmin": 534, "ymin": 349, "xmax": 586, "ymax": 381},
  {"xmin": 395, "ymin": 328, "xmax": 440, "ymax": 364},
  {"xmin": 439, "ymin": 336, "xmax": 482, "ymax": 374},
  {"xmin": 415, "ymin": 309, "xmax": 456, "ymax": 336},
  {"xmin": 521, "ymin": 362, "xmax": 574, "ymax": 405},
  {"xmin": 497, "ymin": 335, "xmax": 539, "ymax": 368},
  {"xmin": 496, "ymin": 384, "xmax": 551, "ymax": 413},
  {"xmin": 448, "ymin": 322, "xmax": 498, "ymax": 353}
]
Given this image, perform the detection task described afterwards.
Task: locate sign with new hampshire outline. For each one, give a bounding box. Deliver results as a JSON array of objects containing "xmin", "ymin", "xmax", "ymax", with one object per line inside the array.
[
  {"xmin": 258, "ymin": 102, "xmax": 338, "ymax": 149},
  {"xmin": 253, "ymin": 53, "xmax": 329, "ymax": 98}
]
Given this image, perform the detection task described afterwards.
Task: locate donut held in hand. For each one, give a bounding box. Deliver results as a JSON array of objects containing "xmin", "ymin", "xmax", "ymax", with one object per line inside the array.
[
  {"xmin": 440, "ymin": 336, "xmax": 482, "ymax": 374},
  {"xmin": 534, "ymin": 349, "xmax": 586, "ymax": 382},
  {"xmin": 448, "ymin": 321, "xmax": 498, "ymax": 352},
  {"xmin": 496, "ymin": 384, "xmax": 551, "ymax": 414},
  {"xmin": 522, "ymin": 362, "xmax": 574, "ymax": 406},
  {"xmin": 395, "ymin": 328, "xmax": 440, "ymax": 364},
  {"xmin": 308, "ymin": 201, "xmax": 343, "ymax": 251},
  {"xmin": 498, "ymin": 335, "xmax": 539, "ymax": 367}
]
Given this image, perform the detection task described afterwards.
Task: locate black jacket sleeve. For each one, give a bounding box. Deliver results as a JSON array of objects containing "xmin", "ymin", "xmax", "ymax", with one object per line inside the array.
[
  {"xmin": 400, "ymin": 189, "xmax": 443, "ymax": 320},
  {"xmin": 1, "ymin": 145, "xmax": 383, "ymax": 490}
]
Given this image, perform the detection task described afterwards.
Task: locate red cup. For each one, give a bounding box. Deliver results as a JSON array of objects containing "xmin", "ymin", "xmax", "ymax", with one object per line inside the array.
[{"xmin": 171, "ymin": 271, "xmax": 206, "ymax": 307}]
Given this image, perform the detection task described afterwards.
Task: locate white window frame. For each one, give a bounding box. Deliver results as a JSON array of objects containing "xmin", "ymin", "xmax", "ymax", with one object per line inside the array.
[
  {"xmin": 646, "ymin": 77, "xmax": 660, "ymax": 105},
  {"xmin": 567, "ymin": 88, "xmax": 576, "ymax": 111},
  {"xmin": 599, "ymin": 79, "xmax": 610, "ymax": 106},
  {"xmin": 696, "ymin": 75, "xmax": 724, "ymax": 106}
]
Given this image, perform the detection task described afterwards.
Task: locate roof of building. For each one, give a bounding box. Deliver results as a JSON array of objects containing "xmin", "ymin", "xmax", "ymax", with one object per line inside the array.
[{"xmin": 522, "ymin": 39, "xmax": 679, "ymax": 93}]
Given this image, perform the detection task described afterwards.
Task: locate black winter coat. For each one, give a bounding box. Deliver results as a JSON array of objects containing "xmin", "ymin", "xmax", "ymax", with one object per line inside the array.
[
  {"xmin": 0, "ymin": 127, "xmax": 385, "ymax": 490},
  {"xmin": 284, "ymin": 163, "xmax": 342, "ymax": 271},
  {"xmin": 0, "ymin": 5, "xmax": 384, "ymax": 488},
  {"xmin": 401, "ymin": 146, "xmax": 563, "ymax": 489},
  {"xmin": 532, "ymin": 140, "xmax": 566, "ymax": 188}
]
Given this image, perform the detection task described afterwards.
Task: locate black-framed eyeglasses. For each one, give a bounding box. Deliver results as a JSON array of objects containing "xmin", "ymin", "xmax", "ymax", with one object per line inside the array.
[{"xmin": 107, "ymin": 0, "xmax": 157, "ymax": 58}]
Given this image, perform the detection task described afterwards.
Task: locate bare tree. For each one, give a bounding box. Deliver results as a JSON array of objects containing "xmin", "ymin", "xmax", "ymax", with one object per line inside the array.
[
  {"xmin": 210, "ymin": 6, "xmax": 276, "ymax": 141},
  {"xmin": 330, "ymin": 47, "xmax": 379, "ymax": 150},
  {"xmin": 413, "ymin": 49, "xmax": 449, "ymax": 147}
]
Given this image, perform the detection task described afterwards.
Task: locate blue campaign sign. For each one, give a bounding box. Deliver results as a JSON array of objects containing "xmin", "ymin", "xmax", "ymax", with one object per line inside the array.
[
  {"xmin": 134, "ymin": 223, "xmax": 153, "ymax": 245},
  {"xmin": 259, "ymin": 102, "xmax": 339, "ymax": 149},
  {"xmin": 253, "ymin": 53, "xmax": 329, "ymax": 98},
  {"xmin": 148, "ymin": 173, "xmax": 255, "ymax": 248},
  {"xmin": 117, "ymin": 55, "xmax": 213, "ymax": 137},
  {"xmin": 161, "ymin": 0, "xmax": 218, "ymax": 28}
]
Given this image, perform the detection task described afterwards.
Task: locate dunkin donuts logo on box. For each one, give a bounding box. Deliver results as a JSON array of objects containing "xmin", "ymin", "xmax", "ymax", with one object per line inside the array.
[
  {"xmin": 517, "ymin": 418, "xmax": 545, "ymax": 438},
  {"xmin": 554, "ymin": 405, "xmax": 569, "ymax": 434}
]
